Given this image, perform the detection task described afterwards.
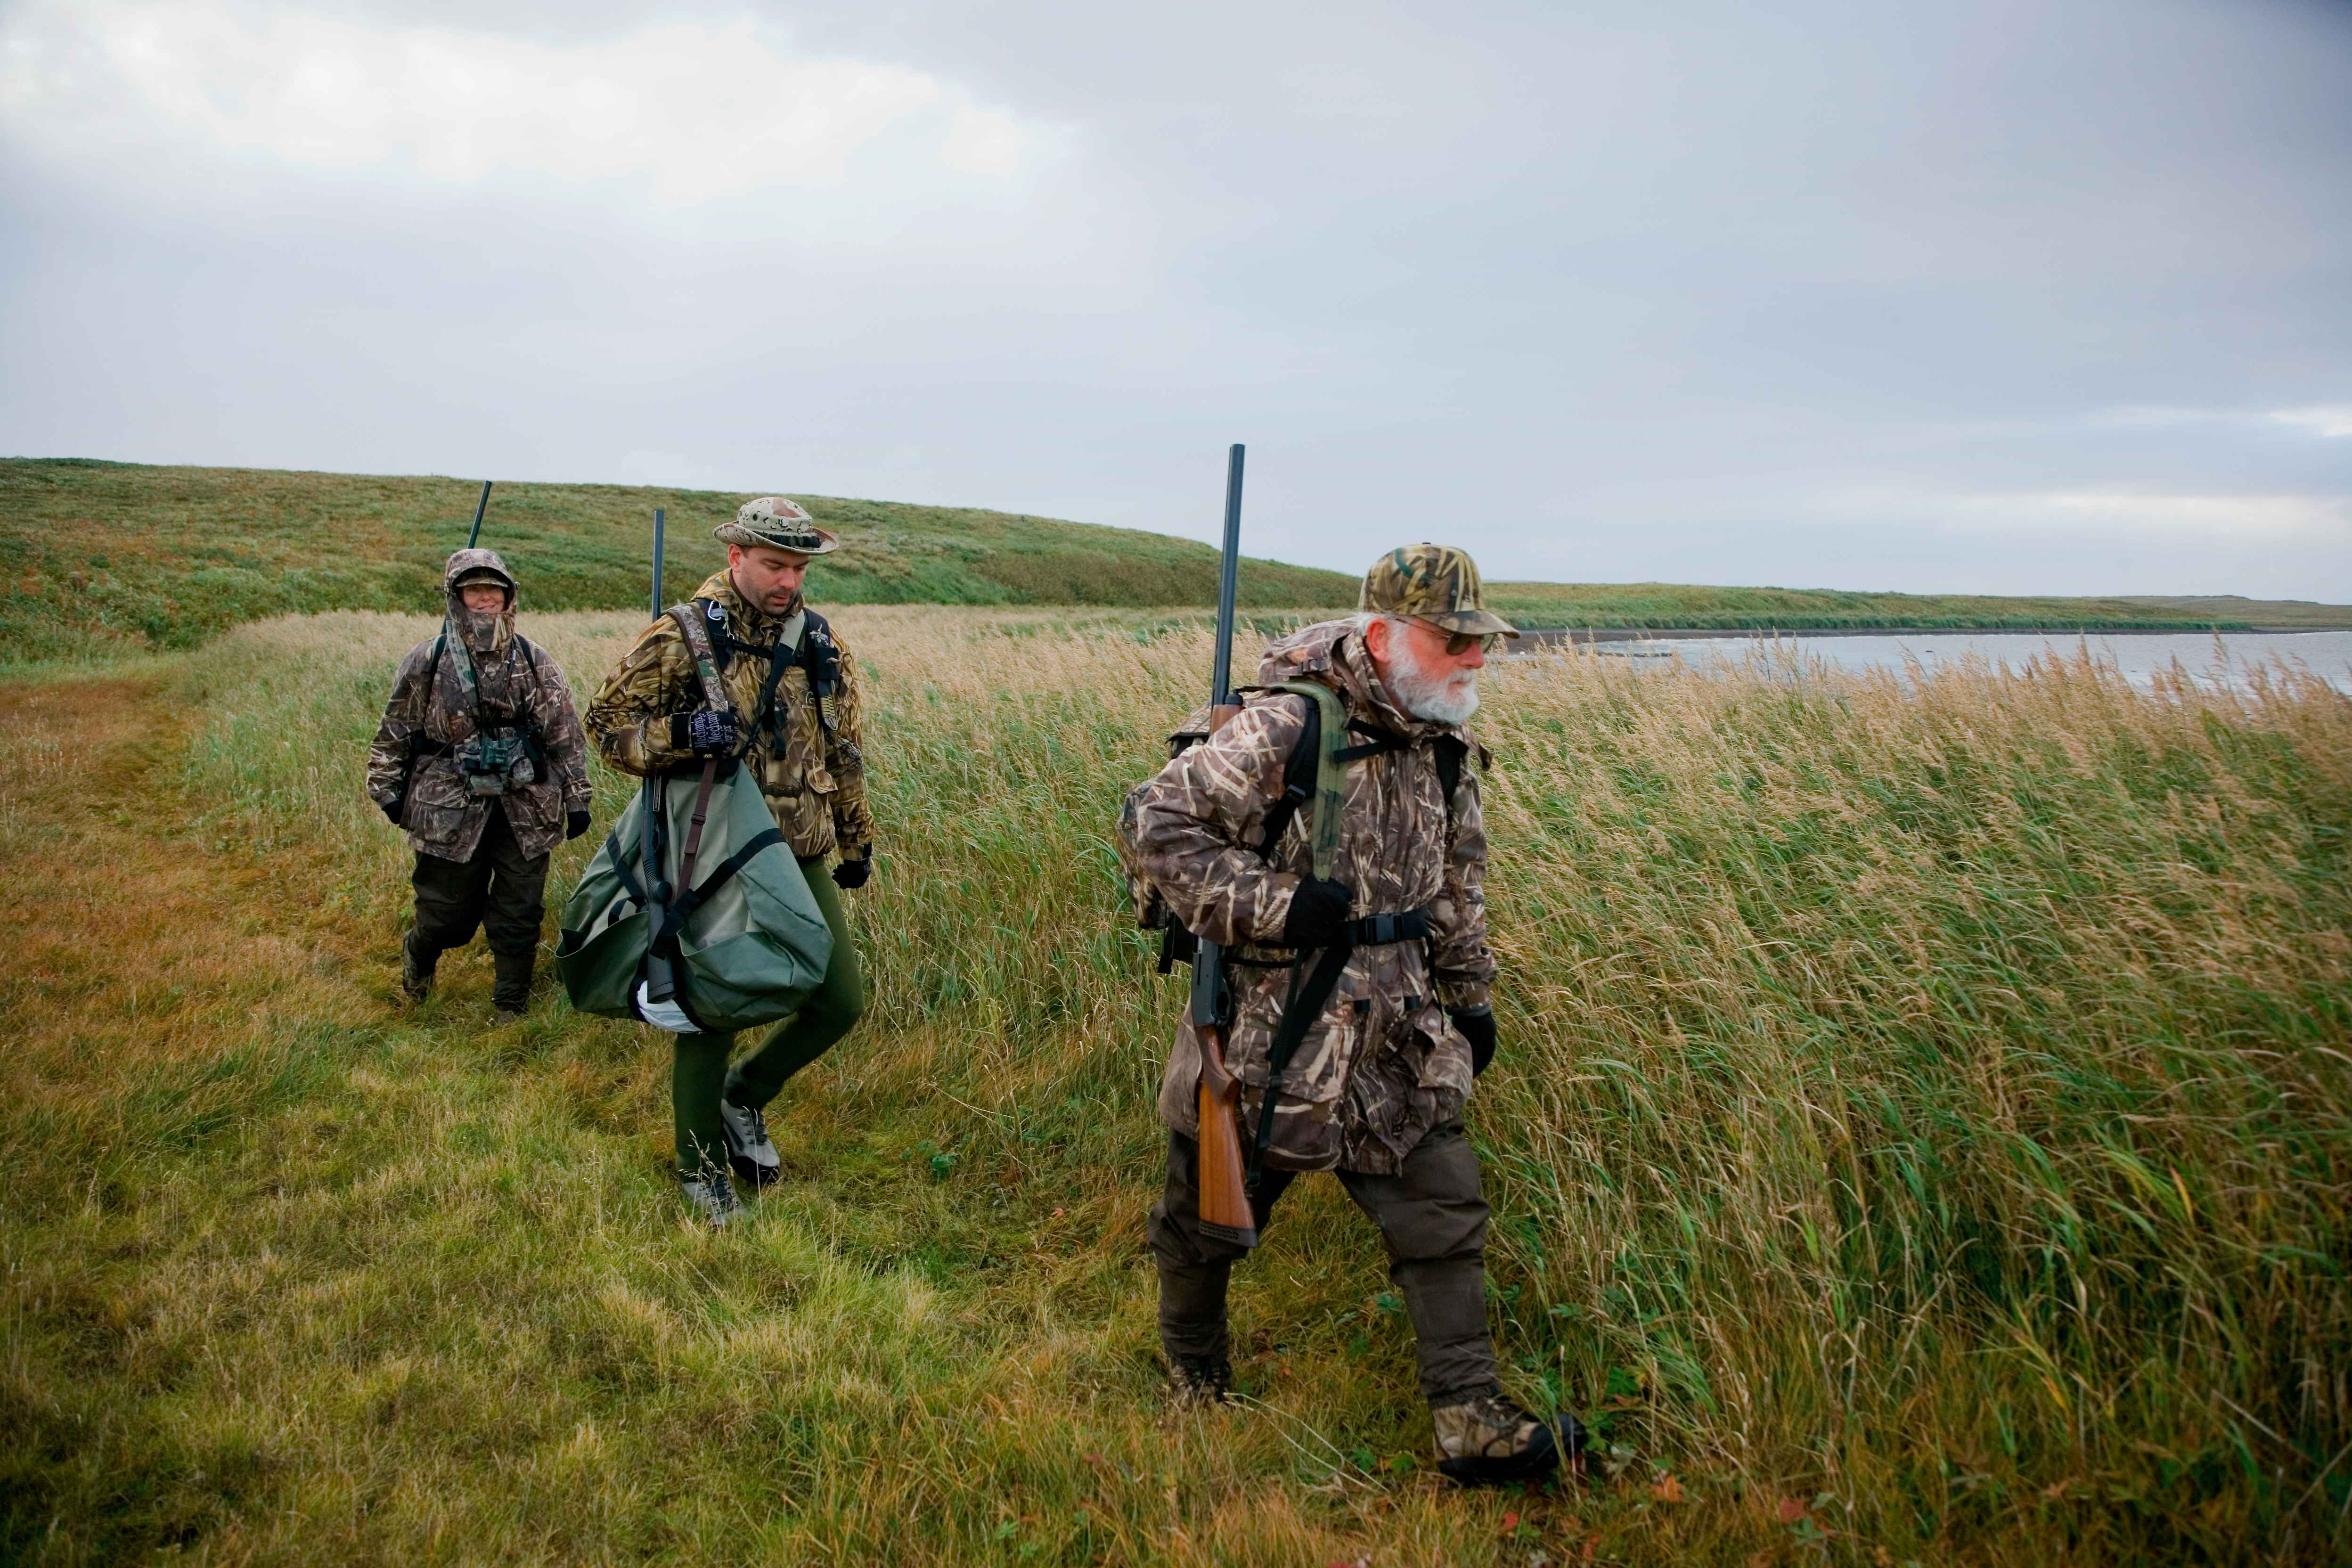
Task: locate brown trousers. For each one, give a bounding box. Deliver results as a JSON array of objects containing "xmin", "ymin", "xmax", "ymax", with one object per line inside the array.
[{"xmin": 1148, "ymin": 1119, "xmax": 1499, "ymax": 1402}]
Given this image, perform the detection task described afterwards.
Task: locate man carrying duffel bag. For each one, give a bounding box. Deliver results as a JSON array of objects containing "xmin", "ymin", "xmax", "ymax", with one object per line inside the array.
[{"xmin": 576, "ymin": 497, "xmax": 876, "ymax": 1226}]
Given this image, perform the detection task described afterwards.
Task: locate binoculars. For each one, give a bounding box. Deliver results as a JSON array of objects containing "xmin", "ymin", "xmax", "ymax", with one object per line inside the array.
[{"xmin": 456, "ymin": 731, "xmax": 537, "ymax": 797}]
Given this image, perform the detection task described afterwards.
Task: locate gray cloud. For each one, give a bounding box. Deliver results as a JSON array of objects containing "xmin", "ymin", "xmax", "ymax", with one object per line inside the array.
[{"xmin": 2, "ymin": 0, "xmax": 2347, "ymax": 597}]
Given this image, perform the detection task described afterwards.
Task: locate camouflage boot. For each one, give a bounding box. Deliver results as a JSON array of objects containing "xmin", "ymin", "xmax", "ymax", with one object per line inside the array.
[
  {"xmin": 400, "ymin": 929, "xmax": 437, "ymax": 1004},
  {"xmin": 1168, "ymin": 1355, "xmax": 1233, "ymax": 1408},
  {"xmin": 1431, "ymin": 1387, "xmax": 1586, "ymax": 1486}
]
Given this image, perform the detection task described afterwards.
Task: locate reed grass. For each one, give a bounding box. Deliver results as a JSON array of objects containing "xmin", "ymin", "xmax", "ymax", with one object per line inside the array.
[{"xmin": 3, "ymin": 607, "xmax": 2347, "ymax": 1564}]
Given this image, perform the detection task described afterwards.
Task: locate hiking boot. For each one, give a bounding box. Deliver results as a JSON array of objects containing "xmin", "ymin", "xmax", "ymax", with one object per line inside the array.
[
  {"xmin": 1431, "ymin": 1387, "xmax": 1585, "ymax": 1486},
  {"xmin": 492, "ymin": 1006, "xmax": 526, "ymax": 1026},
  {"xmin": 679, "ymin": 1171, "xmax": 744, "ymax": 1228},
  {"xmin": 717, "ymin": 1095, "xmax": 781, "ymax": 1187},
  {"xmin": 399, "ymin": 930, "xmax": 436, "ymax": 1004},
  {"xmin": 1169, "ymin": 1355, "xmax": 1233, "ymax": 1408}
]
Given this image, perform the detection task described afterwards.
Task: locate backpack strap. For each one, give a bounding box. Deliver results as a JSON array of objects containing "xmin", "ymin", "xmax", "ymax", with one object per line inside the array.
[
  {"xmin": 799, "ymin": 609, "xmax": 841, "ymax": 736},
  {"xmin": 511, "ymin": 636, "xmax": 554, "ymax": 777},
  {"xmin": 1433, "ymin": 734, "xmax": 1466, "ymax": 832},
  {"xmin": 393, "ymin": 632, "xmax": 451, "ymax": 817},
  {"xmin": 1245, "ymin": 681, "xmax": 1348, "ymax": 872},
  {"xmin": 668, "ymin": 602, "xmax": 734, "ymax": 715}
]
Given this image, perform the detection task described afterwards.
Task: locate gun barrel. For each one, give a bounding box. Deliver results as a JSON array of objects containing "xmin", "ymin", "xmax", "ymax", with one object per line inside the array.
[
  {"xmin": 1208, "ymin": 444, "xmax": 1245, "ymax": 704},
  {"xmin": 640, "ymin": 505, "xmax": 676, "ymax": 1002},
  {"xmin": 650, "ymin": 508, "xmax": 666, "ymax": 621},
  {"xmin": 465, "ymin": 480, "xmax": 494, "ymax": 549}
]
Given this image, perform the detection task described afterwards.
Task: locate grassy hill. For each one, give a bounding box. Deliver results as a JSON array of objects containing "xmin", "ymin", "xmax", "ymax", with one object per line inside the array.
[
  {"xmin": 7, "ymin": 457, "xmax": 2336, "ymax": 665},
  {"xmin": 2118, "ymin": 594, "xmax": 2352, "ymax": 628},
  {"xmin": 0, "ymin": 459, "xmax": 1355, "ymax": 665}
]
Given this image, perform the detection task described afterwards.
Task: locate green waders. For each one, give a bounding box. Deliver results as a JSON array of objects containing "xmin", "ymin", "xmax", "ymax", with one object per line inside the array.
[{"xmin": 670, "ymin": 855, "xmax": 864, "ymax": 1181}]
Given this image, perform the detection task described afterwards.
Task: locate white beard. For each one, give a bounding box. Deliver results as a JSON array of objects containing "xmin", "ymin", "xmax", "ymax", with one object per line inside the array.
[{"xmin": 1386, "ymin": 631, "xmax": 1480, "ymax": 724}]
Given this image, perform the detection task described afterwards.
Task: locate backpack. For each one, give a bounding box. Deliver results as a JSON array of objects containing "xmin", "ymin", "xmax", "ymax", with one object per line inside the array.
[{"xmin": 554, "ymin": 603, "xmax": 835, "ymax": 1034}]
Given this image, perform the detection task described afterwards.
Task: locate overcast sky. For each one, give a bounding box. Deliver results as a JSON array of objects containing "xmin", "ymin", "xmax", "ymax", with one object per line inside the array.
[{"xmin": 4, "ymin": 0, "xmax": 2349, "ymax": 597}]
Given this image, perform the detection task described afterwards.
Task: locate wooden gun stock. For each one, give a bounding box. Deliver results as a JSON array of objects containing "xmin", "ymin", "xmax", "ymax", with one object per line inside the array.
[{"xmin": 1195, "ymin": 1024, "xmax": 1258, "ymax": 1247}]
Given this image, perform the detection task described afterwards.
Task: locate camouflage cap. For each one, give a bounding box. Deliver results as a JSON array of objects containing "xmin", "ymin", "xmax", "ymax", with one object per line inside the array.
[
  {"xmin": 714, "ymin": 496, "xmax": 839, "ymax": 555},
  {"xmin": 443, "ymin": 547, "xmax": 516, "ymax": 592},
  {"xmin": 1358, "ymin": 544, "xmax": 1519, "ymax": 638}
]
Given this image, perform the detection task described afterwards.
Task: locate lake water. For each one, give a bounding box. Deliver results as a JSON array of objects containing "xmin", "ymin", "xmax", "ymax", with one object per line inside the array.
[{"xmin": 1547, "ymin": 629, "xmax": 2352, "ymax": 695}]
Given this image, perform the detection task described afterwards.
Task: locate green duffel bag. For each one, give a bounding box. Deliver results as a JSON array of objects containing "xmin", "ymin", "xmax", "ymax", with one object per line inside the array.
[{"xmin": 556, "ymin": 764, "xmax": 833, "ymax": 1035}]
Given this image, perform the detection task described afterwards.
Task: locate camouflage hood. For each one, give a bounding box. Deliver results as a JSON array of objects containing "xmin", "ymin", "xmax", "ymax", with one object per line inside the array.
[
  {"xmin": 1257, "ymin": 619, "xmax": 1473, "ymax": 747},
  {"xmin": 443, "ymin": 547, "xmax": 517, "ymax": 658}
]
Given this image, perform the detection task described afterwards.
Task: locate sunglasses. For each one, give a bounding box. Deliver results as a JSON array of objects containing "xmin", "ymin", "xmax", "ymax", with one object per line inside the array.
[{"xmin": 1409, "ymin": 619, "xmax": 1502, "ymax": 657}]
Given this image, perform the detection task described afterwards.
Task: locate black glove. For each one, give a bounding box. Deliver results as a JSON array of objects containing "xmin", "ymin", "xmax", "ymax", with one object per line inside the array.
[
  {"xmin": 1280, "ymin": 877, "xmax": 1353, "ymax": 948},
  {"xmin": 566, "ymin": 809, "xmax": 591, "ymax": 841},
  {"xmin": 381, "ymin": 798, "xmax": 403, "ymax": 826},
  {"xmin": 670, "ymin": 708, "xmax": 741, "ymax": 756},
  {"xmin": 832, "ymin": 853, "xmax": 872, "ymax": 890},
  {"xmin": 1451, "ymin": 1008, "xmax": 1497, "ymax": 1077}
]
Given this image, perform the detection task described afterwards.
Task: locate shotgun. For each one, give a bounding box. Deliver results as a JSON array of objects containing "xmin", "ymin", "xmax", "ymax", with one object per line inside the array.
[
  {"xmin": 1190, "ymin": 444, "xmax": 1259, "ymax": 1249},
  {"xmin": 640, "ymin": 506, "xmax": 679, "ymax": 1009}
]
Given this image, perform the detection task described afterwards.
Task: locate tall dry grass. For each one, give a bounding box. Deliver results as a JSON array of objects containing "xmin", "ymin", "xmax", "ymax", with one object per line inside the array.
[{"xmin": 3, "ymin": 607, "xmax": 2347, "ymax": 1565}]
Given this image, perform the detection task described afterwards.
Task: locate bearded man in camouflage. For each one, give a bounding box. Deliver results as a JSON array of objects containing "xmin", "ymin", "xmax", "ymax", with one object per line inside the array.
[
  {"xmin": 1123, "ymin": 543, "xmax": 1584, "ymax": 1486},
  {"xmin": 585, "ymin": 497, "xmax": 874, "ymax": 1225},
  {"xmin": 367, "ymin": 548, "xmax": 594, "ymax": 1021}
]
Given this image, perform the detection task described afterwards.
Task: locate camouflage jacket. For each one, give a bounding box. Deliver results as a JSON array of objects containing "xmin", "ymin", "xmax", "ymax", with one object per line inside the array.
[
  {"xmin": 364, "ymin": 550, "xmax": 592, "ymax": 864},
  {"xmin": 583, "ymin": 570, "xmax": 874, "ymax": 861},
  {"xmin": 1120, "ymin": 620, "xmax": 1497, "ymax": 1175}
]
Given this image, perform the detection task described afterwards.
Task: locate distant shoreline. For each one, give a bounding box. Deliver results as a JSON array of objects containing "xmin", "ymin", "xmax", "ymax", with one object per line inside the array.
[{"xmin": 1516, "ymin": 624, "xmax": 2339, "ymax": 645}]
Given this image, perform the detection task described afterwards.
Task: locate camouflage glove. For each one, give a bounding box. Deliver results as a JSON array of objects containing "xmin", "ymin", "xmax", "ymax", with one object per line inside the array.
[
  {"xmin": 832, "ymin": 851, "xmax": 872, "ymax": 890},
  {"xmin": 671, "ymin": 708, "xmax": 741, "ymax": 756},
  {"xmin": 1281, "ymin": 877, "xmax": 1353, "ymax": 948},
  {"xmin": 566, "ymin": 810, "xmax": 591, "ymax": 841},
  {"xmin": 1451, "ymin": 1007, "xmax": 1496, "ymax": 1076}
]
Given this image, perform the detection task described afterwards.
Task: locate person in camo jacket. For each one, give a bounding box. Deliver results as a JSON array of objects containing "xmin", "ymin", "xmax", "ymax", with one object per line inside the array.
[
  {"xmin": 1119, "ymin": 542, "xmax": 1586, "ymax": 1486},
  {"xmin": 584, "ymin": 496, "xmax": 875, "ymax": 1227},
  {"xmin": 366, "ymin": 547, "xmax": 593, "ymax": 1022}
]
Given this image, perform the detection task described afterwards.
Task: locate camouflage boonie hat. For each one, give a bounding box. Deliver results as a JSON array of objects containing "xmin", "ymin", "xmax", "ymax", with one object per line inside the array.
[
  {"xmin": 1359, "ymin": 544, "xmax": 1519, "ymax": 638},
  {"xmin": 714, "ymin": 496, "xmax": 839, "ymax": 555}
]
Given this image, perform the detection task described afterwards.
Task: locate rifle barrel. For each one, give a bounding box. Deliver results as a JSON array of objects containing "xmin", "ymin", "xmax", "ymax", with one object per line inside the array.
[
  {"xmin": 465, "ymin": 481, "xmax": 494, "ymax": 549},
  {"xmin": 1209, "ymin": 443, "xmax": 1245, "ymax": 704},
  {"xmin": 650, "ymin": 508, "xmax": 666, "ymax": 621},
  {"xmin": 641, "ymin": 504, "xmax": 674, "ymax": 1002}
]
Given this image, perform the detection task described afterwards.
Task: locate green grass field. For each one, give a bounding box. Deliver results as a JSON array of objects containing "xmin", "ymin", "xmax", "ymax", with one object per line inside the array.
[
  {"xmin": 10, "ymin": 458, "xmax": 2336, "ymax": 668},
  {"xmin": 3, "ymin": 607, "xmax": 2346, "ymax": 1564}
]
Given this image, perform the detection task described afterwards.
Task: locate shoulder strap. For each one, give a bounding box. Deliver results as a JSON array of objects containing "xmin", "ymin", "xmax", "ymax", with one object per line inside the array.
[
  {"xmin": 669, "ymin": 602, "xmax": 732, "ymax": 715},
  {"xmin": 799, "ymin": 609, "xmax": 840, "ymax": 735},
  {"xmin": 1434, "ymin": 734, "xmax": 1466, "ymax": 829},
  {"xmin": 1249, "ymin": 681, "xmax": 1347, "ymax": 878},
  {"xmin": 406, "ymin": 632, "xmax": 449, "ymax": 753}
]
